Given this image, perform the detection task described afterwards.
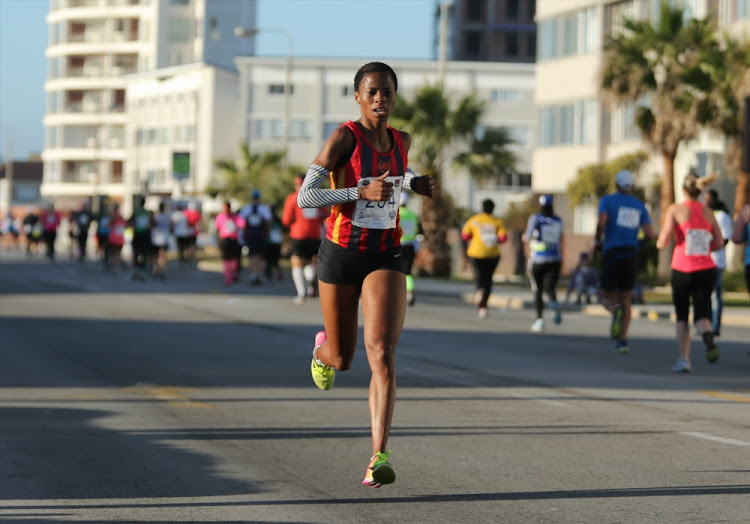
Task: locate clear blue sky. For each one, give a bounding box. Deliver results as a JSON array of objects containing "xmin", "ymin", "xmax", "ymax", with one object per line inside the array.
[{"xmin": 0, "ymin": 0, "xmax": 436, "ymax": 160}]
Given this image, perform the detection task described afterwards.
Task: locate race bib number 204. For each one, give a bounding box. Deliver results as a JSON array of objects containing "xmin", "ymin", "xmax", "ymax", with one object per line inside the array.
[{"xmin": 352, "ymin": 176, "xmax": 402, "ymax": 229}]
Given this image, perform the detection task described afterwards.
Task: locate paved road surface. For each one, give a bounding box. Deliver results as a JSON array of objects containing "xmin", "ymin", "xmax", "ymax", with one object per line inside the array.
[{"xmin": 2, "ymin": 253, "xmax": 750, "ymax": 523}]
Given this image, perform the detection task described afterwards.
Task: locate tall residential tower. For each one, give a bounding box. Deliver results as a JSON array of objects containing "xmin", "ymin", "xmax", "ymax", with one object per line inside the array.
[{"xmin": 42, "ymin": 0, "xmax": 255, "ymax": 210}]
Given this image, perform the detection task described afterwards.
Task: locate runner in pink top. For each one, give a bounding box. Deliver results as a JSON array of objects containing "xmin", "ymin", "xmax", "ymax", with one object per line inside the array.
[
  {"xmin": 657, "ymin": 172, "xmax": 724, "ymax": 372},
  {"xmin": 215, "ymin": 201, "xmax": 244, "ymax": 285}
]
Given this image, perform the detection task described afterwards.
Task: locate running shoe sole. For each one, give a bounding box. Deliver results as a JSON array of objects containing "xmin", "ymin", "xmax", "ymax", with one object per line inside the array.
[{"xmin": 362, "ymin": 451, "xmax": 396, "ymax": 488}]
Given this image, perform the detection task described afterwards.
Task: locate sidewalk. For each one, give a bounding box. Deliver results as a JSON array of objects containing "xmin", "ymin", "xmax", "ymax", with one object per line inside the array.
[{"xmin": 411, "ymin": 276, "xmax": 750, "ymax": 329}]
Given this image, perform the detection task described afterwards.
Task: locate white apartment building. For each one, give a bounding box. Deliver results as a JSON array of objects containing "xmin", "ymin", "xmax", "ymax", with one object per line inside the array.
[
  {"xmin": 41, "ymin": 0, "xmax": 255, "ymax": 211},
  {"xmin": 234, "ymin": 57, "xmax": 537, "ymax": 214},
  {"xmin": 534, "ymin": 0, "xmax": 750, "ymax": 237},
  {"xmin": 123, "ymin": 62, "xmax": 239, "ymax": 215}
]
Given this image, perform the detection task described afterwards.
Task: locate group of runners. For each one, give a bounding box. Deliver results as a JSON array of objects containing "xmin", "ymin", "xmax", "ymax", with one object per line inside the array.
[{"xmin": 5, "ymin": 59, "xmax": 748, "ymax": 491}]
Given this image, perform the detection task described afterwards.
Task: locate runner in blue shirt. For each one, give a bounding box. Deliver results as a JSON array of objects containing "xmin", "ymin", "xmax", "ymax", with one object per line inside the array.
[{"xmin": 594, "ymin": 170, "xmax": 654, "ymax": 354}]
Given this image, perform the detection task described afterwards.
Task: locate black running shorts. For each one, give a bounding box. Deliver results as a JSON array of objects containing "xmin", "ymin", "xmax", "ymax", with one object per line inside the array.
[{"xmin": 317, "ymin": 238, "xmax": 404, "ymax": 288}]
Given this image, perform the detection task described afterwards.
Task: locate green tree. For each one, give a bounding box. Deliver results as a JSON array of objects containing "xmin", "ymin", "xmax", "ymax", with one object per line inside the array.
[
  {"xmin": 600, "ymin": 3, "xmax": 717, "ymax": 228},
  {"xmin": 210, "ymin": 144, "xmax": 296, "ymax": 205},
  {"xmin": 566, "ymin": 152, "xmax": 649, "ymax": 207},
  {"xmin": 391, "ymin": 85, "xmax": 518, "ymax": 276},
  {"xmin": 693, "ymin": 31, "xmax": 750, "ymax": 217}
]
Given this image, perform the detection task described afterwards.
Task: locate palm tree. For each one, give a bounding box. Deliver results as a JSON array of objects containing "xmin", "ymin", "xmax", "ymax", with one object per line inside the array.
[
  {"xmin": 692, "ymin": 31, "xmax": 750, "ymax": 218},
  {"xmin": 600, "ymin": 3, "xmax": 718, "ymax": 229},
  {"xmin": 210, "ymin": 144, "xmax": 294, "ymax": 204},
  {"xmin": 391, "ymin": 85, "xmax": 517, "ymax": 276}
]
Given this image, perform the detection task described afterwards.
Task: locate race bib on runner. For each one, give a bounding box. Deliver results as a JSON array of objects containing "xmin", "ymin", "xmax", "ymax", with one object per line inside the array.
[
  {"xmin": 352, "ymin": 176, "xmax": 401, "ymax": 229},
  {"xmin": 540, "ymin": 222, "xmax": 561, "ymax": 245},
  {"xmin": 616, "ymin": 207, "xmax": 641, "ymax": 229},
  {"xmin": 247, "ymin": 214, "xmax": 262, "ymax": 227},
  {"xmin": 685, "ymin": 228, "xmax": 711, "ymax": 256},
  {"xmin": 224, "ymin": 220, "xmax": 237, "ymax": 234},
  {"xmin": 479, "ymin": 224, "xmax": 498, "ymax": 248}
]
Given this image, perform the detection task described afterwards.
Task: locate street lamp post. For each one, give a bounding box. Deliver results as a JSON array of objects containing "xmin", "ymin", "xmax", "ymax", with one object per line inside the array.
[
  {"xmin": 234, "ymin": 26, "xmax": 294, "ymax": 175},
  {"xmin": 87, "ymin": 136, "xmax": 100, "ymax": 214},
  {"xmin": 3, "ymin": 135, "xmax": 13, "ymax": 212},
  {"xmin": 438, "ymin": 1, "xmax": 454, "ymax": 88}
]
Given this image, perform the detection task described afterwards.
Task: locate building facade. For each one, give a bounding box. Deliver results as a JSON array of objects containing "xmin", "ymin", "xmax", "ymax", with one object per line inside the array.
[
  {"xmin": 448, "ymin": 0, "xmax": 537, "ymax": 63},
  {"xmin": 41, "ymin": 0, "xmax": 255, "ymax": 211},
  {"xmin": 234, "ymin": 57, "xmax": 536, "ymax": 215},
  {"xmin": 123, "ymin": 62, "xmax": 239, "ymax": 215},
  {"xmin": 534, "ymin": 0, "xmax": 750, "ymax": 241}
]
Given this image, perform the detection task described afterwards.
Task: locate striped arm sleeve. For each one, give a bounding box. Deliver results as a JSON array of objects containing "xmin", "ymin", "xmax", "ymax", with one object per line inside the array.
[{"xmin": 297, "ymin": 164, "xmax": 358, "ymax": 208}]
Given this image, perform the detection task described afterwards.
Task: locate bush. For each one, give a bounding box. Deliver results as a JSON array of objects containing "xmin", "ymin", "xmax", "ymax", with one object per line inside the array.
[{"xmin": 723, "ymin": 270, "xmax": 748, "ymax": 293}]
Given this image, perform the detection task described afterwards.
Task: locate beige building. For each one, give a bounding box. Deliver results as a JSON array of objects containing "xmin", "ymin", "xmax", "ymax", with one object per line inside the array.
[
  {"xmin": 534, "ymin": 0, "xmax": 749, "ymax": 235},
  {"xmin": 41, "ymin": 0, "xmax": 256, "ymax": 212}
]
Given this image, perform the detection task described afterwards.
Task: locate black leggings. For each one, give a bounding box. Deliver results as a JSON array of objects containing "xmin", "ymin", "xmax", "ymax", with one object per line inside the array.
[
  {"xmin": 470, "ymin": 256, "xmax": 499, "ymax": 308},
  {"xmin": 531, "ymin": 261, "xmax": 561, "ymax": 318},
  {"xmin": 671, "ymin": 268, "xmax": 715, "ymax": 323}
]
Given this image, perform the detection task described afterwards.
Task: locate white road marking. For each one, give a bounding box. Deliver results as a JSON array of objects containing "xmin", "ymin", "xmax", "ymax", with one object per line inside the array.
[{"xmin": 679, "ymin": 431, "xmax": 750, "ymax": 446}]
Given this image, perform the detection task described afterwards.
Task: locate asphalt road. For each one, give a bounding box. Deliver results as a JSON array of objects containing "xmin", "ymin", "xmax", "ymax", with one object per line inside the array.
[{"xmin": 2, "ymin": 253, "xmax": 750, "ymax": 523}]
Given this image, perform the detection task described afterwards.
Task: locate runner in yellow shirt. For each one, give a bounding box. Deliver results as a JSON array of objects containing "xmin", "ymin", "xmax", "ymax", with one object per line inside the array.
[{"xmin": 461, "ymin": 199, "xmax": 507, "ymax": 318}]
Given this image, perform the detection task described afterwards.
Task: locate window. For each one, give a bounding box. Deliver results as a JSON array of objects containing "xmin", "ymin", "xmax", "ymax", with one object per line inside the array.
[
  {"xmin": 561, "ymin": 13, "xmax": 578, "ymax": 56},
  {"xmin": 167, "ymin": 17, "xmax": 191, "ymax": 42},
  {"xmin": 539, "ymin": 99, "xmax": 597, "ymax": 147},
  {"xmin": 505, "ymin": 31, "xmax": 519, "ymax": 56},
  {"xmin": 341, "ymin": 85, "xmax": 354, "ymax": 97},
  {"xmin": 209, "ymin": 17, "xmax": 219, "ymax": 40},
  {"xmin": 268, "ymin": 84, "xmax": 293, "ymax": 95},
  {"xmin": 492, "ymin": 89, "xmax": 520, "ymax": 103},
  {"xmin": 560, "ymin": 105, "xmax": 575, "ymax": 144},
  {"xmin": 255, "ymin": 120, "xmax": 266, "ymax": 138},
  {"xmin": 538, "ymin": 6, "xmax": 600, "ymax": 61},
  {"xmin": 738, "ymin": 0, "xmax": 750, "ymax": 18},
  {"xmin": 611, "ymin": 100, "xmax": 643, "ymax": 142},
  {"xmin": 464, "ymin": 30, "xmax": 481, "ymax": 57},
  {"xmin": 507, "ymin": 0, "xmax": 519, "ymax": 19},
  {"xmin": 270, "ymin": 120, "xmax": 283, "ymax": 138},
  {"xmin": 538, "ymin": 19, "xmax": 557, "ymax": 61},
  {"xmin": 466, "ymin": 0, "xmax": 482, "ymax": 20},
  {"xmin": 170, "ymin": 0, "xmax": 189, "ymax": 4},
  {"xmin": 574, "ymin": 203, "xmax": 597, "ymax": 234},
  {"xmin": 527, "ymin": 32, "xmax": 536, "ymax": 57},
  {"xmin": 290, "ymin": 120, "xmax": 312, "ymax": 139}
]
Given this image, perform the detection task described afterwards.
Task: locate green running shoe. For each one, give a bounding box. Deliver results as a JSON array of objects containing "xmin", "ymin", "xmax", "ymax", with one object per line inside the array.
[
  {"xmin": 703, "ymin": 332, "xmax": 719, "ymax": 363},
  {"xmin": 310, "ymin": 331, "xmax": 334, "ymax": 390},
  {"xmin": 610, "ymin": 305, "xmax": 624, "ymax": 339},
  {"xmin": 362, "ymin": 450, "xmax": 395, "ymax": 487}
]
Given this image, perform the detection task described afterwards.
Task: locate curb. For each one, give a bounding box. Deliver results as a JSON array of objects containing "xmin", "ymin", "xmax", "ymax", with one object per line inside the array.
[{"xmin": 463, "ymin": 293, "xmax": 749, "ymax": 329}]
